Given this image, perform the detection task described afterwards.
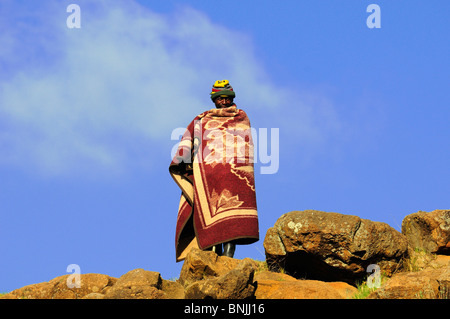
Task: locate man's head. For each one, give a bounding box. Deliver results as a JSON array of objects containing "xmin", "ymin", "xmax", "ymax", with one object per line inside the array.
[{"xmin": 210, "ymin": 80, "xmax": 235, "ymax": 108}]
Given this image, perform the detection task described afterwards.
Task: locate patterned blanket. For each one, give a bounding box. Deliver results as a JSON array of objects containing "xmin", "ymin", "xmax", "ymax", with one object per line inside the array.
[{"xmin": 170, "ymin": 105, "xmax": 259, "ymax": 261}]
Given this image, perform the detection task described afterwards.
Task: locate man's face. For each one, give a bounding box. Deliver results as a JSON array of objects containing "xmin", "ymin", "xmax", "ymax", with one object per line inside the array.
[{"xmin": 214, "ymin": 96, "xmax": 234, "ymax": 109}]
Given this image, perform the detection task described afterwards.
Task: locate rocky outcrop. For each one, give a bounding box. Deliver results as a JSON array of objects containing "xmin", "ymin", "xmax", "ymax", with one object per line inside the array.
[
  {"xmin": 264, "ymin": 210, "xmax": 408, "ymax": 285},
  {"xmin": 367, "ymin": 265, "xmax": 450, "ymax": 299},
  {"xmin": 0, "ymin": 249, "xmax": 357, "ymax": 300},
  {"xmin": 402, "ymin": 209, "xmax": 450, "ymax": 255},
  {"xmin": 102, "ymin": 269, "xmax": 167, "ymax": 299},
  {"xmin": 180, "ymin": 248, "xmax": 356, "ymax": 299},
  {"xmin": 177, "ymin": 248, "xmax": 259, "ymax": 298},
  {"xmin": 0, "ymin": 273, "xmax": 116, "ymax": 299},
  {"xmin": 254, "ymin": 270, "xmax": 357, "ymax": 299},
  {"xmin": 184, "ymin": 258, "xmax": 256, "ymax": 299},
  {"xmin": 178, "ymin": 248, "xmax": 259, "ymax": 287},
  {"xmin": 2, "ymin": 209, "xmax": 449, "ymax": 299},
  {"xmin": 1, "ymin": 269, "xmax": 184, "ymax": 299},
  {"xmin": 364, "ymin": 249, "xmax": 450, "ymax": 299}
]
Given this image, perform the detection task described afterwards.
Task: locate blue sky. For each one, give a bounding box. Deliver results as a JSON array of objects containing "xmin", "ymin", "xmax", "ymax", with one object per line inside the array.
[{"xmin": 1, "ymin": 0, "xmax": 449, "ymax": 292}]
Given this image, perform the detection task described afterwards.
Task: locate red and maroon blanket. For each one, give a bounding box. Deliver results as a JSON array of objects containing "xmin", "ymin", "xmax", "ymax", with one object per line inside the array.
[{"xmin": 169, "ymin": 105, "xmax": 259, "ymax": 261}]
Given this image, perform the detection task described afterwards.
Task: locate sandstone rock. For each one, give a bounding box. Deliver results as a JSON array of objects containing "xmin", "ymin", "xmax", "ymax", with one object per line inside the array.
[
  {"xmin": 255, "ymin": 279, "xmax": 341, "ymax": 299},
  {"xmin": 2, "ymin": 273, "xmax": 117, "ymax": 299},
  {"xmin": 103, "ymin": 269, "xmax": 167, "ymax": 299},
  {"xmin": 326, "ymin": 282, "xmax": 359, "ymax": 299},
  {"xmin": 254, "ymin": 270, "xmax": 298, "ymax": 282},
  {"xmin": 105, "ymin": 286, "xmax": 167, "ymax": 299},
  {"xmin": 178, "ymin": 248, "xmax": 260, "ymax": 287},
  {"xmin": 52, "ymin": 273, "xmax": 117, "ymax": 298},
  {"xmin": 367, "ymin": 266, "xmax": 450, "ymax": 299},
  {"xmin": 179, "ymin": 249, "xmax": 226, "ymax": 286},
  {"xmin": 2, "ymin": 281, "xmax": 55, "ymax": 299},
  {"xmin": 264, "ymin": 210, "xmax": 408, "ymax": 285},
  {"xmin": 402, "ymin": 209, "xmax": 450, "ymax": 254},
  {"xmin": 161, "ymin": 279, "xmax": 185, "ymax": 299},
  {"xmin": 404, "ymin": 248, "xmax": 450, "ymax": 272},
  {"xmin": 184, "ymin": 258, "xmax": 256, "ymax": 299},
  {"xmin": 82, "ymin": 293, "xmax": 105, "ymax": 299},
  {"xmin": 113, "ymin": 268, "xmax": 162, "ymax": 289},
  {"xmin": 253, "ymin": 270, "xmax": 357, "ymax": 299},
  {"xmin": 4, "ymin": 209, "xmax": 448, "ymax": 300}
]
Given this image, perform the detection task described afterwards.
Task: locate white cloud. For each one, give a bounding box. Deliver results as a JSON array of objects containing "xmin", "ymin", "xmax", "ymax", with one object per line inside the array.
[{"xmin": 0, "ymin": 1, "xmax": 341, "ymax": 177}]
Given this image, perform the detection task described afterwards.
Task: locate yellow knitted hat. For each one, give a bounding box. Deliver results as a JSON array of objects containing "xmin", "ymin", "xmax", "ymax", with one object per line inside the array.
[{"xmin": 210, "ymin": 80, "xmax": 236, "ymax": 101}]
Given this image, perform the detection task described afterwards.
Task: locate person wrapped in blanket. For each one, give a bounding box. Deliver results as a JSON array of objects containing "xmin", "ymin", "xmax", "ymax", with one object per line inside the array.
[{"xmin": 169, "ymin": 80, "xmax": 259, "ymax": 260}]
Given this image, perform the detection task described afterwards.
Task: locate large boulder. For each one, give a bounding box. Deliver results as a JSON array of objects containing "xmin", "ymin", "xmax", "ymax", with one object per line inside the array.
[
  {"xmin": 264, "ymin": 210, "xmax": 408, "ymax": 285},
  {"xmin": 402, "ymin": 209, "xmax": 450, "ymax": 254}
]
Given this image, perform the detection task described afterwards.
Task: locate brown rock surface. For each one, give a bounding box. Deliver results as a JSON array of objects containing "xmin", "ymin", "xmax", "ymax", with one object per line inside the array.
[
  {"xmin": 185, "ymin": 258, "xmax": 256, "ymax": 299},
  {"xmin": 2, "ymin": 273, "xmax": 117, "ymax": 299},
  {"xmin": 367, "ymin": 266, "xmax": 450, "ymax": 299},
  {"xmin": 103, "ymin": 268, "xmax": 166, "ymax": 299},
  {"xmin": 402, "ymin": 209, "xmax": 450, "ymax": 254},
  {"xmin": 326, "ymin": 281, "xmax": 359, "ymax": 299},
  {"xmin": 1, "ymin": 268, "xmax": 186, "ymax": 300},
  {"xmin": 253, "ymin": 270, "xmax": 357, "ymax": 299},
  {"xmin": 178, "ymin": 248, "xmax": 261, "ymax": 287},
  {"xmin": 3, "ymin": 209, "xmax": 449, "ymax": 300},
  {"xmin": 264, "ymin": 210, "xmax": 408, "ymax": 284},
  {"xmin": 161, "ymin": 279, "xmax": 185, "ymax": 299},
  {"xmin": 82, "ymin": 293, "xmax": 105, "ymax": 299}
]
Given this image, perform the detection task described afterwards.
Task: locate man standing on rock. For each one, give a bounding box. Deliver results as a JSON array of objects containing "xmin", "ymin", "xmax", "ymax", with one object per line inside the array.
[{"xmin": 169, "ymin": 80, "xmax": 259, "ymax": 261}]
